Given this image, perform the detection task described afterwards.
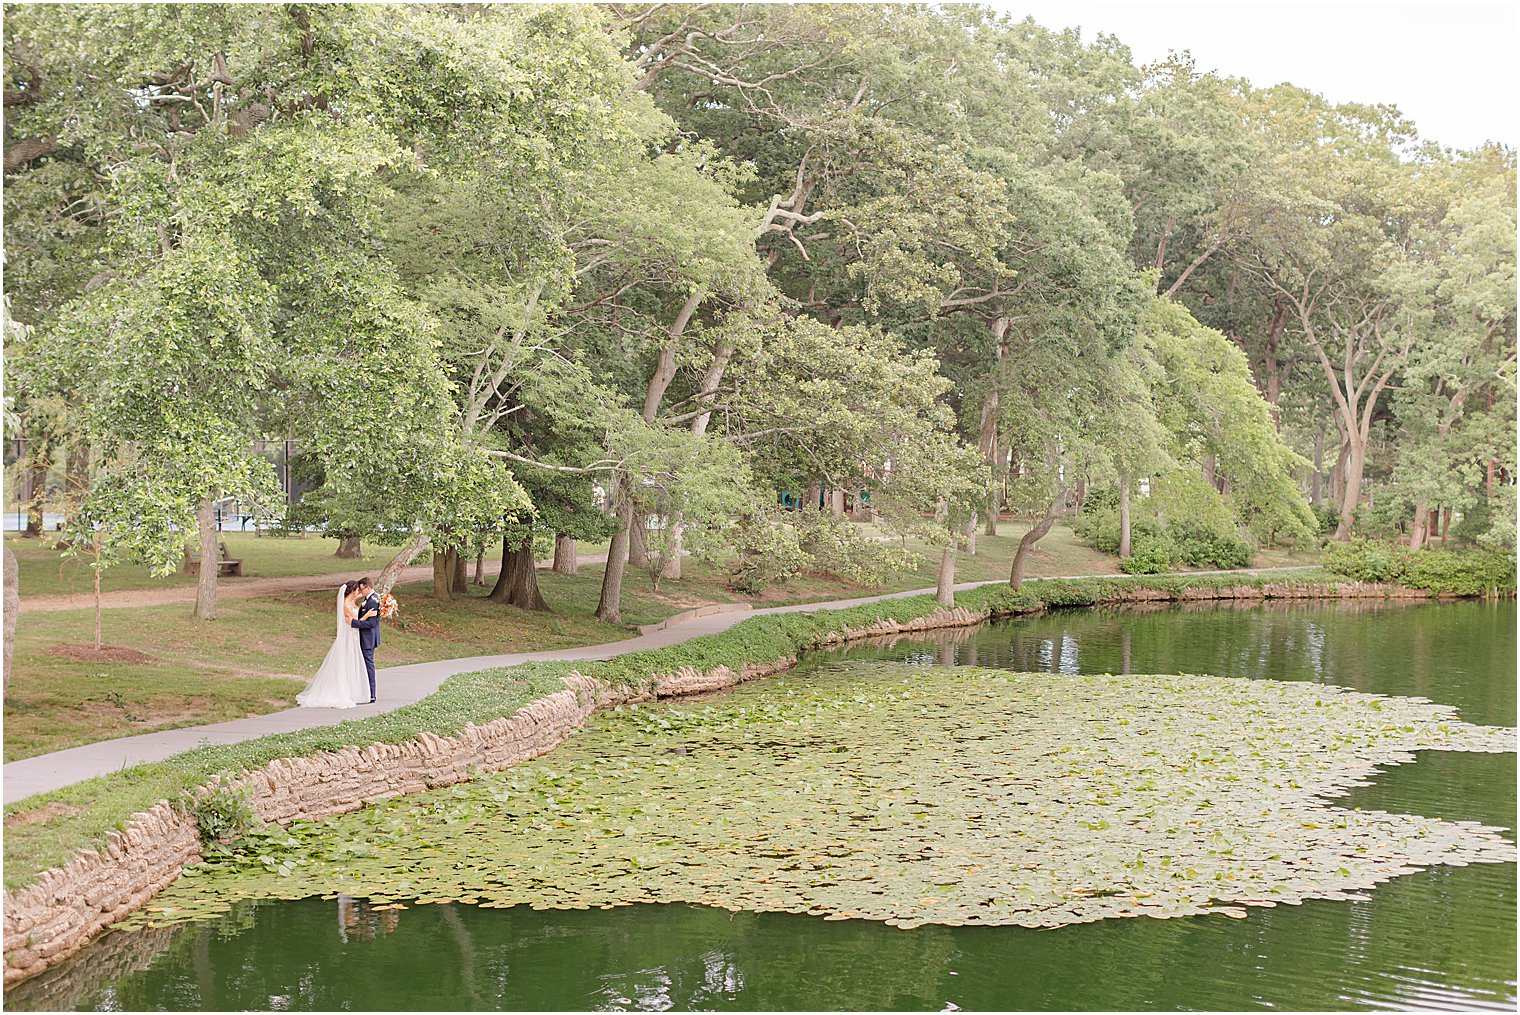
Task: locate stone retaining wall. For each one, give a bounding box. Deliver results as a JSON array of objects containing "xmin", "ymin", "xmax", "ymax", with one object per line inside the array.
[{"xmin": 0, "ymin": 580, "xmax": 1439, "ymax": 984}]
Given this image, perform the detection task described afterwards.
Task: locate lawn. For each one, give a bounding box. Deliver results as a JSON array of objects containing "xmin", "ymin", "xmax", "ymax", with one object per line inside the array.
[
  {"xmin": 4, "ymin": 531, "xmax": 615, "ymax": 598},
  {"xmin": 6, "ymin": 531, "xmax": 398, "ymax": 598},
  {"xmin": 3, "ymin": 520, "xmax": 1135, "ymax": 760}
]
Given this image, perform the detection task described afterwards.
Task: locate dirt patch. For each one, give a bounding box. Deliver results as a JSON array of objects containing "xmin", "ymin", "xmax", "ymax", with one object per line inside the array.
[
  {"xmin": 43, "ymin": 644, "xmax": 159, "ymax": 665},
  {"xmin": 4, "ymin": 803, "xmax": 83, "ymax": 829}
]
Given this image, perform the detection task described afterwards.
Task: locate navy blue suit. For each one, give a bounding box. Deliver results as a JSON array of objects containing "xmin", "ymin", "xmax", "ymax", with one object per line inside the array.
[{"xmin": 350, "ymin": 592, "xmax": 381, "ymax": 702}]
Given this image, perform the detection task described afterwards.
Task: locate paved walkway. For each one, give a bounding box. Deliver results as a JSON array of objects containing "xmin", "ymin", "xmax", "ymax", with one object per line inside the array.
[{"xmin": 2, "ymin": 567, "xmax": 1311, "ymax": 804}]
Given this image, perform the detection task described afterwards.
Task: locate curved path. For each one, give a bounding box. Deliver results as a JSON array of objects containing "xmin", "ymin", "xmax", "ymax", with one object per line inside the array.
[{"xmin": 2, "ymin": 567, "xmax": 1311, "ymax": 805}]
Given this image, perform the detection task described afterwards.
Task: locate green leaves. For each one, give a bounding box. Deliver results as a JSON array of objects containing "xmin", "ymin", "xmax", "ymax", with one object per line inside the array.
[{"xmin": 123, "ymin": 663, "xmax": 1514, "ymax": 933}]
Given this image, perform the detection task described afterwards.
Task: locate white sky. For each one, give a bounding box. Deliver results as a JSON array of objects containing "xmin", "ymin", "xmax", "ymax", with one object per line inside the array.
[{"xmin": 993, "ymin": 1, "xmax": 1518, "ymax": 150}]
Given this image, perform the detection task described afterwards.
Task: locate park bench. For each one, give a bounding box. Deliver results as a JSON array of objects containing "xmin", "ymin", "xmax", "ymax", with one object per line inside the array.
[{"xmin": 185, "ymin": 540, "xmax": 244, "ymax": 577}]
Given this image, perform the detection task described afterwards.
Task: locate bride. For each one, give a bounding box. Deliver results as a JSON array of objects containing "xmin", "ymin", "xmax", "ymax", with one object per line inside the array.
[{"xmin": 297, "ymin": 581, "xmax": 374, "ymax": 708}]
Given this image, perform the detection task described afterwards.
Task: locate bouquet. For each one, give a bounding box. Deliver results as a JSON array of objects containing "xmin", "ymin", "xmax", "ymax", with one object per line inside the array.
[{"xmin": 379, "ymin": 593, "xmax": 399, "ymax": 619}]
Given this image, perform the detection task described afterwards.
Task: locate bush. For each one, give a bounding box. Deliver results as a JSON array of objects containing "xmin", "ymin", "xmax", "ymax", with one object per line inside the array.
[
  {"xmin": 1073, "ymin": 505, "xmax": 1250, "ymax": 571},
  {"xmin": 1119, "ymin": 540, "xmax": 1172, "ymax": 574},
  {"xmin": 1168, "ymin": 522, "xmax": 1253, "ymax": 569},
  {"xmin": 1323, "ymin": 539, "xmax": 1516, "ymax": 596},
  {"xmin": 1312, "ymin": 504, "xmax": 1340, "ymax": 536}
]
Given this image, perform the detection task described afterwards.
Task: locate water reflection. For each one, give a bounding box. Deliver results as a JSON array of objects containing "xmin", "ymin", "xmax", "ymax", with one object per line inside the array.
[{"xmin": 8, "ymin": 600, "xmax": 1513, "ymax": 1012}]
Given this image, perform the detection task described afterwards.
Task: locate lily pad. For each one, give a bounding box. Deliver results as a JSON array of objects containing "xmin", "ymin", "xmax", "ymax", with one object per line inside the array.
[{"xmin": 114, "ymin": 664, "xmax": 1516, "ymax": 932}]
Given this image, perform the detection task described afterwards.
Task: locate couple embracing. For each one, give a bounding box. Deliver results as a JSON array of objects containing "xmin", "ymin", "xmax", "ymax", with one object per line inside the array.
[{"xmin": 297, "ymin": 578, "xmax": 382, "ymax": 709}]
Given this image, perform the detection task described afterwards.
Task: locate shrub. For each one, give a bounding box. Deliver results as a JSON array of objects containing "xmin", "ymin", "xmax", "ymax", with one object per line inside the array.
[
  {"xmin": 180, "ymin": 778, "xmax": 258, "ymax": 848},
  {"xmin": 1323, "ymin": 539, "xmax": 1516, "ymax": 595},
  {"xmin": 1119, "ymin": 540, "xmax": 1172, "ymax": 574},
  {"xmin": 1168, "ymin": 522, "xmax": 1253, "ymax": 569}
]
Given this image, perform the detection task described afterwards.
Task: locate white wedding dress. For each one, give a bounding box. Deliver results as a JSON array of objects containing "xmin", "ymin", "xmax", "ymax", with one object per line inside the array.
[{"xmin": 297, "ymin": 587, "xmax": 370, "ymax": 708}]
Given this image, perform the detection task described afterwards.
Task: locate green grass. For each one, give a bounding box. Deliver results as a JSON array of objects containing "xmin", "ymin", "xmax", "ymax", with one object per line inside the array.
[
  {"xmin": 6, "ymin": 531, "xmax": 397, "ymax": 598},
  {"xmin": 3, "ymin": 521, "xmax": 1109, "ymax": 760},
  {"xmin": 1, "ymin": 567, "xmax": 1337, "ymax": 891},
  {"xmin": 4, "ymin": 531, "xmax": 617, "ymax": 598}
]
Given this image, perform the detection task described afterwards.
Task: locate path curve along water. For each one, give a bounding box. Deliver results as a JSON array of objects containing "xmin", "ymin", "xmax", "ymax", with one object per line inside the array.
[{"xmin": 3, "ymin": 568, "xmax": 1310, "ymax": 803}]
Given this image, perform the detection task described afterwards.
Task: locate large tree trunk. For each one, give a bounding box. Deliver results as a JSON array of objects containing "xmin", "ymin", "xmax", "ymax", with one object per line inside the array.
[
  {"xmin": 432, "ymin": 552, "xmax": 452, "ymax": 601},
  {"xmin": 553, "ymin": 535, "xmax": 578, "ymax": 575},
  {"xmin": 628, "ymin": 514, "xmax": 649, "ymax": 568},
  {"xmin": 829, "ymin": 489, "xmax": 845, "ymax": 517},
  {"xmin": 959, "ymin": 512, "xmax": 977, "ymax": 555},
  {"xmin": 1439, "ymin": 506, "xmax": 1452, "ymax": 545},
  {"xmin": 192, "ymin": 498, "xmax": 219, "ymax": 621},
  {"xmin": 934, "ymin": 497, "xmax": 955, "ymax": 607},
  {"xmin": 1009, "ymin": 492, "xmax": 1063, "ymax": 590},
  {"xmin": 1409, "ymin": 505, "xmax": 1429, "ymax": 550},
  {"xmin": 1335, "ymin": 441, "xmax": 1366, "ymax": 541},
  {"xmin": 1311, "ymin": 427, "xmax": 1325, "ymax": 506},
  {"xmin": 1118, "ymin": 474, "xmax": 1132, "ymax": 558},
  {"xmin": 803, "ymin": 481, "xmax": 821, "ymax": 513},
  {"xmin": 451, "ymin": 548, "xmax": 467, "ymax": 594},
  {"xmin": 3, "ymin": 544, "xmax": 17, "ymax": 698},
  {"xmin": 376, "ymin": 530, "xmax": 429, "ymax": 597},
  {"xmin": 595, "ymin": 478, "xmax": 632, "ymax": 624},
  {"xmin": 335, "ymin": 535, "xmax": 362, "ymax": 558},
  {"xmin": 661, "ymin": 515, "xmax": 684, "ymax": 581},
  {"xmin": 489, "ymin": 535, "xmax": 550, "ymax": 611},
  {"xmin": 474, "ymin": 550, "xmax": 486, "ymax": 585}
]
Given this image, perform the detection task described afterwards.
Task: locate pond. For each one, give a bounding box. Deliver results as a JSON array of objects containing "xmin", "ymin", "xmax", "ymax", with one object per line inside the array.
[{"xmin": 8, "ymin": 599, "xmax": 1515, "ymax": 1012}]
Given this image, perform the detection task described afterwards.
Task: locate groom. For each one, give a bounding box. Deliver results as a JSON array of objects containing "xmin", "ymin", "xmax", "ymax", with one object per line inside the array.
[{"xmin": 350, "ymin": 577, "xmax": 381, "ymax": 704}]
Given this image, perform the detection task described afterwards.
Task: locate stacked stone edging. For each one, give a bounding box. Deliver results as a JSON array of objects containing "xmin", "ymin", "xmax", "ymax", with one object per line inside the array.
[{"xmin": 0, "ymin": 580, "xmax": 1445, "ymax": 983}]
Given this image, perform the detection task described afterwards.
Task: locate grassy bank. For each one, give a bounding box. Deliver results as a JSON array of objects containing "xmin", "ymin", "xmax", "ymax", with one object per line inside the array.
[
  {"xmin": 3, "ymin": 523, "xmax": 1121, "ymax": 759},
  {"xmin": 0, "ymin": 567, "xmax": 1339, "ymax": 891}
]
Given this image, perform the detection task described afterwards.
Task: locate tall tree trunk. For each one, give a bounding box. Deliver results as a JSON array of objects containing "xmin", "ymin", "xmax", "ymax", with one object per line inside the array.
[
  {"xmin": 335, "ymin": 535, "xmax": 362, "ymax": 558},
  {"xmin": 432, "ymin": 552, "xmax": 451, "ymax": 601},
  {"xmin": 979, "ymin": 318, "xmax": 1011, "ymax": 538},
  {"xmin": 1009, "ymin": 491, "xmax": 1063, "ymax": 590},
  {"xmin": 803, "ymin": 481, "xmax": 821, "ymax": 513},
  {"xmin": 660, "ymin": 514, "xmax": 684, "ymax": 581},
  {"xmin": 376, "ymin": 530, "xmax": 429, "ymax": 598},
  {"xmin": 451, "ymin": 548, "xmax": 467, "ymax": 594},
  {"xmin": 1439, "ymin": 506, "xmax": 1452, "ymax": 545},
  {"xmin": 1118, "ymin": 474, "xmax": 1132, "ymax": 558},
  {"xmin": 1335, "ymin": 441, "xmax": 1366, "ymax": 541},
  {"xmin": 1311, "ymin": 427, "xmax": 1325, "ymax": 506},
  {"xmin": 1201, "ymin": 454, "xmax": 1217, "ymax": 490},
  {"xmin": 595, "ymin": 477, "xmax": 631, "ymax": 624},
  {"xmin": 3, "ymin": 544, "xmax": 17, "ymax": 697},
  {"xmin": 192, "ymin": 498, "xmax": 218, "ymax": 621},
  {"xmin": 1409, "ymin": 505, "xmax": 1429, "ymax": 550},
  {"xmin": 1261, "ymin": 297, "xmax": 1287, "ymax": 427},
  {"xmin": 627, "ymin": 513, "xmax": 649, "ymax": 568},
  {"xmin": 474, "ymin": 549, "xmax": 486, "ymax": 585},
  {"xmin": 489, "ymin": 534, "xmax": 550, "ymax": 611},
  {"xmin": 553, "ymin": 535, "xmax": 578, "ymax": 575},
  {"xmin": 959, "ymin": 512, "xmax": 977, "ymax": 555},
  {"xmin": 829, "ymin": 489, "xmax": 845, "ymax": 517},
  {"xmin": 935, "ymin": 498, "xmax": 955, "ymax": 608}
]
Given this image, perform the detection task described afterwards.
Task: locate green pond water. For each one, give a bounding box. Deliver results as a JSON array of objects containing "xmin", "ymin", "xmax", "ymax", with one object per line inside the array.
[{"xmin": 9, "ymin": 599, "xmax": 1515, "ymax": 1012}]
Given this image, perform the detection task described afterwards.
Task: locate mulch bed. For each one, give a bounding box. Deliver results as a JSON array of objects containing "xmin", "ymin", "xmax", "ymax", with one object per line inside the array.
[{"xmin": 42, "ymin": 644, "xmax": 159, "ymax": 665}]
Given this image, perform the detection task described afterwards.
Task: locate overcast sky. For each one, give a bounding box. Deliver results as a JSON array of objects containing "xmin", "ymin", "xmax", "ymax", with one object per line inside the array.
[{"xmin": 994, "ymin": 1, "xmax": 1517, "ymax": 151}]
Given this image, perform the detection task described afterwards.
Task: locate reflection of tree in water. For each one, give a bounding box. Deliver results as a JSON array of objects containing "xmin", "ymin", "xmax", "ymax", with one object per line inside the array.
[
  {"xmin": 337, "ymin": 894, "xmax": 401, "ymax": 943},
  {"xmin": 828, "ymin": 600, "xmax": 1513, "ymax": 727}
]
